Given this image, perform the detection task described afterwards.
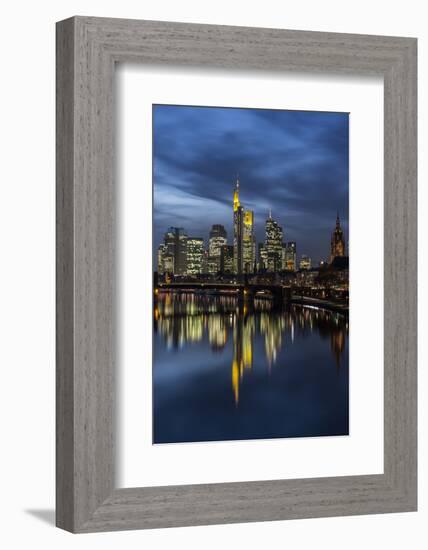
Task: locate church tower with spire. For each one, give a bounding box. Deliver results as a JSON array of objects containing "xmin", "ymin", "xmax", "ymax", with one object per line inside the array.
[{"xmin": 330, "ymin": 213, "xmax": 346, "ymax": 263}]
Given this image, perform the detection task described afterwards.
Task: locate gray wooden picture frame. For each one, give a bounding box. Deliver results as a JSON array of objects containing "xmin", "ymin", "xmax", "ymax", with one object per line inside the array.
[{"xmin": 56, "ymin": 16, "xmax": 417, "ymax": 533}]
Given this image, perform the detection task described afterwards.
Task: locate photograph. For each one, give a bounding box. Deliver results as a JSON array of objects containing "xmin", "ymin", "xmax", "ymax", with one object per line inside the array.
[
  {"xmin": 153, "ymin": 104, "xmax": 350, "ymax": 444},
  {"xmin": 1, "ymin": 3, "xmax": 418, "ymax": 543}
]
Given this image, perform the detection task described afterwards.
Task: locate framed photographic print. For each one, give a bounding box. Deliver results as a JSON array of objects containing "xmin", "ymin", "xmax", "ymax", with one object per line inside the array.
[
  {"xmin": 56, "ymin": 17, "xmax": 417, "ymax": 532},
  {"xmin": 151, "ymin": 104, "xmax": 349, "ymax": 445}
]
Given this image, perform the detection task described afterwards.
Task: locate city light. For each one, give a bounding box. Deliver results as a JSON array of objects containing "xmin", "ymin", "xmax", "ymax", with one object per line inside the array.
[
  {"xmin": 154, "ymin": 291, "xmax": 348, "ymax": 407},
  {"xmin": 155, "ymin": 177, "xmax": 348, "ymax": 310},
  {"xmin": 152, "ymin": 107, "xmax": 350, "ymax": 445}
]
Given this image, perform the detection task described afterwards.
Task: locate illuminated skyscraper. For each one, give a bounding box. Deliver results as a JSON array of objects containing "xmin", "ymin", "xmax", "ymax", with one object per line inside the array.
[
  {"xmin": 258, "ymin": 243, "xmax": 268, "ymax": 271},
  {"xmin": 265, "ymin": 210, "xmax": 283, "ymax": 272},
  {"xmin": 162, "ymin": 254, "xmax": 174, "ymax": 274},
  {"xmin": 284, "ymin": 241, "xmax": 297, "ymax": 271},
  {"xmin": 209, "ymin": 224, "xmax": 227, "ymax": 256},
  {"xmin": 205, "ymin": 255, "xmax": 219, "ymax": 275},
  {"xmin": 164, "ymin": 227, "xmax": 188, "ymax": 275},
  {"xmin": 220, "ymin": 244, "xmax": 234, "ymax": 274},
  {"xmin": 186, "ymin": 237, "xmax": 204, "ymax": 275},
  {"xmin": 243, "ymin": 210, "xmax": 255, "ymax": 273},
  {"xmin": 208, "ymin": 224, "xmax": 227, "ymax": 273},
  {"xmin": 157, "ymin": 243, "xmax": 166, "ymax": 274},
  {"xmin": 299, "ymin": 255, "xmax": 311, "ymax": 270},
  {"xmin": 232, "ymin": 177, "xmax": 256, "ymax": 276},
  {"xmin": 233, "ymin": 177, "xmax": 244, "ymax": 276},
  {"xmin": 330, "ymin": 213, "xmax": 346, "ymax": 263}
]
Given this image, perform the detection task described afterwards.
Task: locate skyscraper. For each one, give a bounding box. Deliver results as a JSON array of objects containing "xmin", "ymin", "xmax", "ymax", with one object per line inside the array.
[
  {"xmin": 258, "ymin": 242, "xmax": 268, "ymax": 271},
  {"xmin": 233, "ymin": 177, "xmax": 256, "ymax": 276},
  {"xmin": 265, "ymin": 210, "xmax": 283, "ymax": 272},
  {"xmin": 299, "ymin": 255, "xmax": 311, "ymax": 270},
  {"xmin": 186, "ymin": 237, "xmax": 204, "ymax": 275},
  {"xmin": 157, "ymin": 243, "xmax": 166, "ymax": 275},
  {"xmin": 205, "ymin": 255, "xmax": 220, "ymax": 275},
  {"xmin": 243, "ymin": 210, "xmax": 255, "ymax": 273},
  {"xmin": 220, "ymin": 244, "xmax": 234, "ymax": 274},
  {"xmin": 209, "ymin": 224, "xmax": 227, "ymax": 256},
  {"xmin": 208, "ymin": 224, "xmax": 227, "ymax": 273},
  {"xmin": 283, "ymin": 241, "xmax": 297, "ymax": 271},
  {"xmin": 330, "ymin": 213, "xmax": 346, "ymax": 263},
  {"xmin": 162, "ymin": 254, "xmax": 174, "ymax": 274},
  {"xmin": 233, "ymin": 177, "xmax": 244, "ymax": 276},
  {"xmin": 164, "ymin": 227, "xmax": 188, "ymax": 275}
]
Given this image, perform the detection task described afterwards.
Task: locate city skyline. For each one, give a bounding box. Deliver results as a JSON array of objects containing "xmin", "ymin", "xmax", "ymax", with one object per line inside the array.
[
  {"xmin": 156, "ymin": 179, "xmax": 347, "ymax": 277},
  {"xmin": 153, "ymin": 104, "xmax": 349, "ymax": 267},
  {"xmin": 153, "ymin": 104, "xmax": 349, "ymax": 445}
]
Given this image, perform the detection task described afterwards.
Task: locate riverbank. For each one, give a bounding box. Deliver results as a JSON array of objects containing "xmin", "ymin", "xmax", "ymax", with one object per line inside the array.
[{"xmin": 291, "ymin": 295, "xmax": 349, "ymax": 314}]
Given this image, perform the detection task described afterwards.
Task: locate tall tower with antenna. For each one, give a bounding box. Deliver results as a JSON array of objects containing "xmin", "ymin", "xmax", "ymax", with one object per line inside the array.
[
  {"xmin": 233, "ymin": 175, "xmax": 244, "ymax": 276},
  {"xmin": 233, "ymin": 175, "xmax": 240, "ymax": 212}
]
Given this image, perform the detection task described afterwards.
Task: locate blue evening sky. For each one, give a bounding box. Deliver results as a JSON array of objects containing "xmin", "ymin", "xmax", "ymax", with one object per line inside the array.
[{"xmin": 153, "ymin": 104, "xmax": 349, "ymax": 264}]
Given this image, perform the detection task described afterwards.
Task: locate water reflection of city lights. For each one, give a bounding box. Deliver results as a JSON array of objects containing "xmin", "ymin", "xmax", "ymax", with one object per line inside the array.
[{"xmin": 155, "ymin": 292, "xmax": 348, "ymax": 406}]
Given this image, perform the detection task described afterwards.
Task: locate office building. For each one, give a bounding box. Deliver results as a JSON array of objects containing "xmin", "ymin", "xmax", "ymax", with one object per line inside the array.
[
  {"xmin": 283, "ymin": 241, "xmax": 297, "ymax": 271},
  {"xmin": 299, "ymin": 255, "xmax": 312, "ymax": 270},
  {"xmin": 243, "ymin": 210, "xmax": 255, "ymax": 273},
  {"xmin": 265, "ymin": 211, "xmax": 283, "ymax": 272},
  {"xmin": 164, "ymin": 226, "xmax": 188, "ymax": 275},
  {"xmin": 220, "ymin": 244, "xmax": 234, "ymax": 274},
  {"xmin": 186, "ymin": 237, "xmax": 204, "ymax": 275}
]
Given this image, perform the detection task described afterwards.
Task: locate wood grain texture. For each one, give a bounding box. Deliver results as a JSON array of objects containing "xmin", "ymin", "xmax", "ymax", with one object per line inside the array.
[
  {"xmin": 56, "ymin": 17, "xmax": 75, "ymax": 532},
  {"xmin": 56, "ymin": 16, "xmax": 417, "ymax": 533}
]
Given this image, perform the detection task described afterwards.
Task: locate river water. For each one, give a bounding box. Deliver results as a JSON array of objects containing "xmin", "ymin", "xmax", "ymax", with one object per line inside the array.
[{"xmin": 153, "ymin": 291, "xmax": 349, "ymax": 444}]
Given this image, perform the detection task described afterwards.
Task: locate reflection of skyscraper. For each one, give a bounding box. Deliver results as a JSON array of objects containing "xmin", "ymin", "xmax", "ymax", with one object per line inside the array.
[
  {"xmin": 186, "ymin": 237, "xmax": 204, "ymax": 275},
  {"xmin": 231, "ymin": 310, "xmax": 254, "ymax": 405},
  {"xmin": 154, "ymin": 293, "xmax": 349, "ymax": 409},
  {"xmin": 265, "ymin": 211, "xmax": 283, "ymax": 272},
  {"xmin": 330, "ymin": 213, "xmax": 346, "ymax": 263},
  {"xmin": 331, "ymin": 328, "xmax": 345, "ymax": 369},
  {"xmin": 208, "ymin": 314, "xmax": 227, "ymax": 351},
  {"xmin": 260, "ymin": 311, "xmax": 285, "ymax": 368},
  {"xmin": 233, "ymin": 177, "xmax": 244, "ymax": 276}
]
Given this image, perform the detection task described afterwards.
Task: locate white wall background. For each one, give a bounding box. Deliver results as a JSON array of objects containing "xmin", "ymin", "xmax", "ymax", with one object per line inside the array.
[{"xmin": 0, "ymin": 1, "xmax": 425, "ymax": 548}]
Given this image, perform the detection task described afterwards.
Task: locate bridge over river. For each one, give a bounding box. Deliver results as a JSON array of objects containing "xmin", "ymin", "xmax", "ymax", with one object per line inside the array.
[
  {"xmin": 157, "ymin": 281, "xmax": 348, "ymax": 313},
  {"xmin": 157, "ymin": 280, "xmax": 292, "ymax": 304}
]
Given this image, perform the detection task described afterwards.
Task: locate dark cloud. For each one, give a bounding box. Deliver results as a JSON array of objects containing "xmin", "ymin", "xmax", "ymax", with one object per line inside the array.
[{"xmin": 153, "ymin": 104, "xmax": 349, "ymax": 264}]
